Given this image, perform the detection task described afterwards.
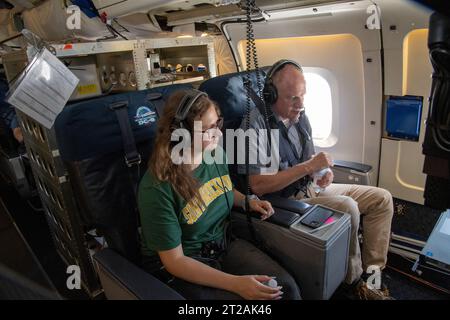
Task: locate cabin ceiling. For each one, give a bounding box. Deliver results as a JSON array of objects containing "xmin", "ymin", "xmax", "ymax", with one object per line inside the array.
[
  {"xmin": 0, "ymin": 0, "xmax": 354, "ymax": 46},
  {"xmin": 131, "ymin": 0, "xmax": 352, "ymax": 17},
  {"xmin": 150, "ymin": 0, "xmax": 353, "ymax": 29},
  {"xmin": 0, "ymin": 0, "xmax": 354, "ymax": 16}
]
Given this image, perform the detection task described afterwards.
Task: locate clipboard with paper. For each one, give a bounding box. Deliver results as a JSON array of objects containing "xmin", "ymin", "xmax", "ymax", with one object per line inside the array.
[{"xmin": 6, "ymin": 48, "xmax": 79, "ymax": 129}]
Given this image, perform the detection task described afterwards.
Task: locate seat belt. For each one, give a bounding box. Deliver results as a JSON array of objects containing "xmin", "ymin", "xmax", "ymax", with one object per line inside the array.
[
  {"xmin": 247, "ymin": 86, "xmax": 271, "ymax": 126},
  {"xmin": 246, "ymin": 85, "xmax": 274, "ymax": 158},
  {"xmin": 109, "ymin": 101, "xmax": 142, "ymax": 168},
  {"xmin": 109, "ymin": 101, "xmax": 142, "ymax": 228}
]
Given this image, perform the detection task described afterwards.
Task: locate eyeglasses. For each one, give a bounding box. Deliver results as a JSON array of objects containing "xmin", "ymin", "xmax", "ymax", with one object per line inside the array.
[
  {"xmin": 201, "ymin": 117, "xmax": 224, "ymax": 133},
  {"xmin": 196, "ymin": 117, "xmax": 224, "ymax": 141}
]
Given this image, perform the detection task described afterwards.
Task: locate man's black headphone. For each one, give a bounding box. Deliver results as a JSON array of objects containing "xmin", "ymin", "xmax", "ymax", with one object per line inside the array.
[
  {"xmin": 173, "ymin": 89, "xmax": 209, "ymax": 130},
  {"xmin": 262, "ymin": 59, "xmax": 304, "ymax": 106}
]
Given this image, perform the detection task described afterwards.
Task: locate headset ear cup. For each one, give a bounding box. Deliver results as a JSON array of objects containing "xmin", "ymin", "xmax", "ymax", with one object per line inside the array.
[
  {"xmin": 263, "ymin": 86, "xmax": 270, "ymax": 104},
  {"xmin": 263, "ymin": 77, "xmax": 278, "ymax": 105},
  {"xmin": 264, "ymin": 83, "xmax": 277, "ymax": 105},
  {"xmin": 269, "ymin": 84, "xmax": 277, "ymax": 104}
]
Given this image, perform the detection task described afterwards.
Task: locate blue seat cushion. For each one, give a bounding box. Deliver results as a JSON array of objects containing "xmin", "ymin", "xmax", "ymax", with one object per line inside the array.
[
  {"xmin": 55, "ymin": 84, "xmax": 192, "ymax": 161},
  {"xmin": 53, "ymin": 84, "xmax": 193, "ymax": 262},
  {"xmin": 199, "ymin": 68, "xmax": 269, "ymax": 130}
]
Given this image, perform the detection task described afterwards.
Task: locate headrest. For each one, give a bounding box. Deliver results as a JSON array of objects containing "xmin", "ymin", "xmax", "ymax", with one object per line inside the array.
[
  {"xmin": 199, "ymin": 68, "xmax": 269, "ymax": 129},
  {"xmin": 55, "ymin": 84, "xmax": 192, "ymax": 161}
]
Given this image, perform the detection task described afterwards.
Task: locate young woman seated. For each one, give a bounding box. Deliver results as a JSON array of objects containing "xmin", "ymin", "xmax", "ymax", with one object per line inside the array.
[{"xmin": 138, "ymin": 89, "xmax": 301, "ymax": 300}]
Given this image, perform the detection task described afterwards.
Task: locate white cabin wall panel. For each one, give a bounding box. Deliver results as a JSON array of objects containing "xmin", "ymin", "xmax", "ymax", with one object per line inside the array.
[
  {"xmin": 374, "ymin": 0, "xmax": 431, "ymax": 50},
  {"xmin": 92, "ymin": 0, "xmax": 214, "ymax": 18},
  {"xmin": 93, "ymin": 0, "xmax": 179, "ymax": 17},
  {"xmin": 402, "ymin": 29, "xmax": 432, "ymax": 162},
  {"xmin": 376, "ymin": 0, "xmax": 432, "ymax": 204},
  {"xmin": 225, "ymin": 2, "xmax": 382, "ymax": 69},
  {"xmin": 377, "ymin": 0, "xmax": 431, "ymax": 97},
  {"xmin": 379, "ymin": 139, "xmax": 426, "ymax": 203},
  {"xmin": 223, "ymin": 1, "xmax": 383, "ymax": 185},
  {"xmin": 362, "ymin": 50, "xmax": 383, "ymax": 185},
  {"xmin": 384, "ymin": 49, "xmax": 404, "ymax": 96},
  {"xmin": 379, "ymin": 28, "xmax": 432, "ymax": 204}
]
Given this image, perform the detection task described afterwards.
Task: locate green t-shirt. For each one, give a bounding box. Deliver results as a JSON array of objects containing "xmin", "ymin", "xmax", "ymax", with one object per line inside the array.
[{"xmin": 138, "ymin": 161, "xmax": 234, "ymax": 257}]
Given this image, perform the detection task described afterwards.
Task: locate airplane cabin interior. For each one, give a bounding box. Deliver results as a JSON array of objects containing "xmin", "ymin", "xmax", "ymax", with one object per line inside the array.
[{"xmin": 0, "ymin": 0, "xmax": 449, "ymax": 302}]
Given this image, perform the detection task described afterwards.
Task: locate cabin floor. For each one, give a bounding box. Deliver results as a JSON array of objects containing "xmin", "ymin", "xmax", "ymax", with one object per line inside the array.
[{"xmin": 1, "ymin": 176, "xmax": 448, "ymax": 300}]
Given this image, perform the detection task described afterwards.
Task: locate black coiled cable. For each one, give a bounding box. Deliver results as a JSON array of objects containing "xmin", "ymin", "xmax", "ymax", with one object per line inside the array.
[
  {"xmin": 244, "ymin": 0, "xmax": 266, "ymax": 245},
  {"xmin": 244, "ymin": 0, "xmax": 269, "ymax": 120}
]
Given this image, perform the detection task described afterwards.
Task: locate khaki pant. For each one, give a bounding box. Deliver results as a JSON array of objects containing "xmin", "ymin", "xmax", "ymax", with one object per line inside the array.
[{"xmin": 291, "ymin": 184, "xmax": 394, "ymax": 284}]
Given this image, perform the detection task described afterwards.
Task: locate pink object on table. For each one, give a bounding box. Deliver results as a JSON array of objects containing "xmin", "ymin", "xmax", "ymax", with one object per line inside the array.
[{"xmin": 324, "ymin": 217, "xmax": 336, "ymax": 225}]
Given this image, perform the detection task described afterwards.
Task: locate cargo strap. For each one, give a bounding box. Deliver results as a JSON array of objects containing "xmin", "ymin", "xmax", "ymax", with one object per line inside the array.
[{"xmin": 109, "ymin": 101, "xmax": 141, "ymax": 167}]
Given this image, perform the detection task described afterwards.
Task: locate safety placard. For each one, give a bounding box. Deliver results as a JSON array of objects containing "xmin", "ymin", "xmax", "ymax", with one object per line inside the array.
[{"xmin": 7, "ymin": 48, "xmax": 79, "ymax": 129}]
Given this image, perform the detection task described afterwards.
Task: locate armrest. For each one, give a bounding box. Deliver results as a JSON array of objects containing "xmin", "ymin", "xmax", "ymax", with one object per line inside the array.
[
  {"xmin": 262, "ymin": 195, "xmax": 312, "ymax": 215},
  {"xmin": 266, "ymin": 207, "xmax": 303, "ymax": 228},
  {"xmin": 332, "ymin": 160, "xmax": 373, "ymax": 185},
  {"xmin": 333, "ymin": 160, "xmax": 372, "ymax": 173},
  {"xmin": 233, "ymin": 206, "xmax": 300, "ymax": 228},
  {"xmin": 264, "ymin": 195, "xmax": 311, "ymax": 227},
  {"xmin": 93, "ymin": 249, "xmax": 184, "ymax": 300},
  {"xmin": 232, "ymin": 195, "xmax": 311, "ymax": 228}
]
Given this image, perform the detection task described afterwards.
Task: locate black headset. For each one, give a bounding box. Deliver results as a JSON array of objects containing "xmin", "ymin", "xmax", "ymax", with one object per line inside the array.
[
  {"xmin": 262, "ymin": 59, "xmax": 304, "ymax": 106},
  {"xmin": 173, "ymin": 89, "xmax": 209, "ymax": 130},
  {"xmin": 261, "ymin": 59, "xmax": 311, "ymax": 160}
]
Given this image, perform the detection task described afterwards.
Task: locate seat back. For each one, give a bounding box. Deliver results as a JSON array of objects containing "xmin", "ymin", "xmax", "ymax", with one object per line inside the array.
[
  {"xmin": 199, "ymin": 69, "xmax": 268, "ymax": 130},
  {"xmin": 55, "ymin": 84, "xmax": 192, "ymax": 264},
  {"xmin": 199, "ymin": 69, "xmax": 269, "ymax": 192}
]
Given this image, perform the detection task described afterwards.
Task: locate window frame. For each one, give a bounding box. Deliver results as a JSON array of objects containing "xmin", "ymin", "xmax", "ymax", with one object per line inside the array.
[{"xmin": 303, "ymin": 67, "xmax": 339, "ymax": 148}]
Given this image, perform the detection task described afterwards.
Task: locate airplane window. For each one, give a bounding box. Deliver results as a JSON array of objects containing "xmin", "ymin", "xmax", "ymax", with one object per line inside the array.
[{"xmin": 303, "ymin": 72, "xmax": 333, "ymax": 141}]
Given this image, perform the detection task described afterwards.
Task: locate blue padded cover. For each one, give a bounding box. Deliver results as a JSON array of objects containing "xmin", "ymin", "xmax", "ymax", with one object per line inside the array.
[
  {"xmin": 199, "ymin": 68, "xmax": 269, "ymax": 130},
  {"xmin": 55, "ymin": 84, "xmax": 192, "ymax": 161},
  {"xmin": 199, "ymin": 69, "xmax": 270, "ymax": 193},
  {"xmin": 53, "ymin": 84, "xmax": 192, "ymax": 263}
]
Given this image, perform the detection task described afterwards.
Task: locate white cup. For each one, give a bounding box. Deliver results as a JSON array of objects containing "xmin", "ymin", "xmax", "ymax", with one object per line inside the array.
[
  {"xmin": 312, "ymin": 168, "xmax": 332, "ymax": 193},
  {"xmin": 264, "ymin": 278, "xmax": 278, "ymax": 288}
]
